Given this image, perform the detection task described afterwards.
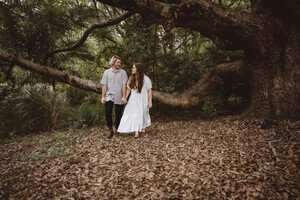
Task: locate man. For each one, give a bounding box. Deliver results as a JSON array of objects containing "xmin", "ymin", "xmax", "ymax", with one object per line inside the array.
[{"xmin": 101, "ymin": 55, "xmax": 128, "ymax": 138}]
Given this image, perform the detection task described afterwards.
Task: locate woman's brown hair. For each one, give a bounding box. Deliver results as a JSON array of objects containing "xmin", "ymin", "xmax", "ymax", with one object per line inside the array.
[{"xmin": 129, "ymin": 63, "xmax": 144, "ymax": 93}]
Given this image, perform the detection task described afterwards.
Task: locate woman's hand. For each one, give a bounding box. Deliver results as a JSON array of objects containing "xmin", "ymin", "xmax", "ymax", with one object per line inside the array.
[
  {"xmin": 148, "ymin": 102, "xmax": 152, "ymax": 109},
  {"xmin": 121, "ymin": 97, "xmax": 127, "ymax": 104}
]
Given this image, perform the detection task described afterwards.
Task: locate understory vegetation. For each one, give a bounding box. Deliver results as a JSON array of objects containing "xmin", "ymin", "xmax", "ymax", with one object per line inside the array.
[{"xmin": 0, "ymin": 85, "xmax": 106, "ymax": 138}]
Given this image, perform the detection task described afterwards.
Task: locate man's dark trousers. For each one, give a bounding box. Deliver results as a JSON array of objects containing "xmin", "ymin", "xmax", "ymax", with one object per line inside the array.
[{"xmin": 105, "ymin": 100, "xmax": 124, "ymax": 130}]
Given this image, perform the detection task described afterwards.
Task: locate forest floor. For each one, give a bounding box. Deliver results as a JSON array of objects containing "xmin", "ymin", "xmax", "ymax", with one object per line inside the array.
[{"xmin": 0, "ymin": 116, "xmax": 299, "ymax": 199}]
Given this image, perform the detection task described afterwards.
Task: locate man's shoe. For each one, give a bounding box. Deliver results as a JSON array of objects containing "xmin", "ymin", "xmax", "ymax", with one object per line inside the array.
[{"xmin": 107, "ymin": 127, "xmax": 114, "ymax": 138}]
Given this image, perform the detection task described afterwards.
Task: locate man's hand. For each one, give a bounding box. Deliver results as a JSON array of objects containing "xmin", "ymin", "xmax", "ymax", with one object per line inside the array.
[
  {"xmin": 101, "ymin": 97, "xmax": 106, "ymax": 104},
  {"xmin": 121, "ymin": 97, "xmax": 127, "ymax": 104}
]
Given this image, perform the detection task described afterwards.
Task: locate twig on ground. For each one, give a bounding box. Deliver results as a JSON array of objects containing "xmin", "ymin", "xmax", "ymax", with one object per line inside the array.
[{"xmin": 268, "ymin": 139, "xmax": 282, "ymax": 162}]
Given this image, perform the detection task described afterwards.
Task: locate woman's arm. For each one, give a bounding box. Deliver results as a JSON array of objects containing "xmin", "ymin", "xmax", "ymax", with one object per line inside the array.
[
  {"xmin": 148, "ymin": 89, "xmax": 152, "ymax": 109},
  {"xmin": 125, "ymin": 88, "xmax": 131, "ymax": 99}
]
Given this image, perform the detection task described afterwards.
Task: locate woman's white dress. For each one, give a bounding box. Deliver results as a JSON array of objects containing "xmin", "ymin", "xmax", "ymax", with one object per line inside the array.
[{"xmin": 117, "ymin": 75, "xmax": 152, "ymax": 133}]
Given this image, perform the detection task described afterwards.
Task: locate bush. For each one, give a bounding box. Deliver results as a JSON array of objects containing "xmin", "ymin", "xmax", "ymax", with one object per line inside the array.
[
  {"xmin": 0, "ymin": 85, "xmax": 69, "ymax": 137},
  {"xmin": 72, "ymin": 101, "xmax": 106, "ymax": 129},
  {"xmin": 0, "ymin": 84, "xmax": 107, "ymax": 138},
  {"xmin": 202, "ymin": 96, "xmax": 222, "ymax": 118}
]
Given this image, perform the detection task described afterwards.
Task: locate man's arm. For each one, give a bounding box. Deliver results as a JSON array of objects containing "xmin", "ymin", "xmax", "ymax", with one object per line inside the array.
[
  {"xmin": 121, "ymin": 71, "xmax": 129, "ymax": 104},
  {"xmin": 122, "ymin": 84, "xmax": 126, "ymax": 98},
  {"xmin": 101, "ymin": 85, "xmax": 107, "ymax": 104},
  {"xmin": 121, "ymin": 84, "xmax": 129, "ymax": 103}
]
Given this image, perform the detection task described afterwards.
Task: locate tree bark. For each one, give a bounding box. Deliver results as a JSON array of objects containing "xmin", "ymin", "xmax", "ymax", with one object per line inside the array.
[
  {"xmin": 0, "ymin": 49, "xmax": 102, "ymax": 93},
  {"xmin": 152, "ymin": 59, "xmax": 245, "ymax": 107},
  {"xmin": 242, "ymin": 0, "xmax": 300, "ymax": 119},
  {"xmin": 244, "ymin": 23, "xmax": 300, "ymax": 119},
  {"xmin": 96, "ymin": 0, "xmax": 264, "ymax": 50}
]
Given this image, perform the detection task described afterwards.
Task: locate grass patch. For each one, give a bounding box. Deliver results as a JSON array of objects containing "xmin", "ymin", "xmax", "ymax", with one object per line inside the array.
[
  {"xmin": 26, "ymin": 147, "xmax": 69, "ymax": 161},
  {"xmin": 23, "ymin": 129, "xmax": 84, "ymax": 161}
]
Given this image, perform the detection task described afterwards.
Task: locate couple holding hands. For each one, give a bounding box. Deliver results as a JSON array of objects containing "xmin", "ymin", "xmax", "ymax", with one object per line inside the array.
[{"xmin": 101, "ymin": 55, "xmax": 152, "ymax": 138}]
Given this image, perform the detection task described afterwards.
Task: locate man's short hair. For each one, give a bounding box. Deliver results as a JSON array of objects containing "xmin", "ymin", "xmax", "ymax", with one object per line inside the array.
[{"xmin": 109, "ymin": 55, "xmax": 122, "ymax": 66}]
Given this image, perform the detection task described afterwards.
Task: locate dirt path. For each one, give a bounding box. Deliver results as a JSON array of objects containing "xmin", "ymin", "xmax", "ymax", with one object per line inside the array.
[{"xmin": 0, "ymin": 116, "xmax": 299, "ymax": 199}]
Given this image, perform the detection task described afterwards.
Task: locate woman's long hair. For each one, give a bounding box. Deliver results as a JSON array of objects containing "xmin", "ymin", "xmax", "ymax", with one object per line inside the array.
[{"xmin": 129, "ymin": 63, "xmax": 144, "ymax": 93}]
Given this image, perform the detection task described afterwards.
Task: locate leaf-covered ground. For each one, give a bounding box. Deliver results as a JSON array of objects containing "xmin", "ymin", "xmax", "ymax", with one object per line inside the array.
[{"xmin": 0, "ymin": 116, "xmax": 299, "ymax": 199}]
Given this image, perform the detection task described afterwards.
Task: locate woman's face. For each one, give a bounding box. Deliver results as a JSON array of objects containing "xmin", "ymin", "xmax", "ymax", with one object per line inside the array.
[{"xmin": 132, "ymin": 65, "xmax": 137, "ymax": 74}]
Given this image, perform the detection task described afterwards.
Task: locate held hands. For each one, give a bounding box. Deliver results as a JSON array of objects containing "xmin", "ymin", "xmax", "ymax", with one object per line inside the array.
[
  {"xmin": 148, "ymin": 102, "xmax": 152, "ymax": 109},
  {"xmin": 121, "ymin": 97, "xmax": 127, "ymax": 104},
  {"xmin": 101, "ymin": 97, "xmax": 106, "ymax": 104}
]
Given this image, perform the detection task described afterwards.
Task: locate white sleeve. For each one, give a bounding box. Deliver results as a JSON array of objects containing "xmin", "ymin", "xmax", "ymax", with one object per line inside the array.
[
  {"xmin": 122, "ymin": 71, "xmax": 128, "ymax": 84},
  {"xmin": 146, "ymin": 76, "xmax": 152, "ymax": 91},
  {"xmin": 127, "ymin": 76, "xmax": 131, "ymax": 89},
  {"xmin": 101, "ymin": 70, "xmax": 108, "ymax": 85}
]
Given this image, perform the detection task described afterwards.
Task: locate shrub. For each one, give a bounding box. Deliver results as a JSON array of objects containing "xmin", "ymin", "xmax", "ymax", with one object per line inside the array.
[
  {"xmin": 72, "ymin": 101, "xmax": 105, "ymax": 129},
  {"xmin": 0, "ymin": 84, "xmax": 106, "ymax": 138},
  {"xmin": 202, "ymin": 96, "xmax": 222, "ymax": 118},
  {"xmin": 0, "ymin": 85, "xmax": 69, "ymax": 137}
]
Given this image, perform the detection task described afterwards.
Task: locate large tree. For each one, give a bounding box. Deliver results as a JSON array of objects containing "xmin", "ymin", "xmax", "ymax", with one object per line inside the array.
[
  {"xmin": 1, "ymin": 0, "xmax": 299, "ymax": 119},
  {"xmin": 94, "ymin": 0, "xmax": 300, "ymax": 119}
]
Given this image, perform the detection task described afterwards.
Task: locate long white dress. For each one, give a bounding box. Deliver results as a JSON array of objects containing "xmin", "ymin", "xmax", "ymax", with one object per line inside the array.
[{"xmin": 117, "ymin": 75, "xmax": 152, "ymax": 133}]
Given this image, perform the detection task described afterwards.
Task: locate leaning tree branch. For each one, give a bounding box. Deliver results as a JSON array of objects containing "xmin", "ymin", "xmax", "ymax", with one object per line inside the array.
[
  {"xmin": 173, "ymin": 36, "xmax": 192, "ymax": 52},
  {"xmin": 1, "ymin": 48, "xmax": 245, "ymax": 108},
  {"xmin": 152, "ymin": 59, "xmax": 245, "ymax": 107},
  {"xmin": 96, "ymin": 0, "xmax": 264, "ymax": 50},
  {"xmin": 0, "ymin": 48, "xmax": 102, "ymax": 93},
  {"xmin": 45, "ymin": 11, "xmax": 133, "ymax": 60}
]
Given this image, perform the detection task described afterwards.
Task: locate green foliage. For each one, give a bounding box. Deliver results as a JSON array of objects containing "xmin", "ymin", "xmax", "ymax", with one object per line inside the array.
[
  {"xmin": 72, "ymin": 101, "xmax": 106, "ymax": 129},
  {"xmin": 0, "ymin": 85, "xmax": 66, "ymax": 137},
  {"xmin": 24, "ymin": 129, "xmax": 83, "ymax": 161},
  {"xmin": 65, "ymin": 86, "xmax": 90, "ymax": 106},
  {"xmin": 0, "ymin": 0, "xmax": 97, "ymax": 86},
  {"xmin": 212, "ymin": 0, "xmax": 251, "ymax": 10},
  {"xmin": 26, "ymin": 146, "xmax": 69, "ymax": 161},
  {"xmin": 0, "ymin": 84, "xmax": 106, "ymax": 138},
  {"xmin": 202, "ymin": 96, "xmax": 223, "ymax": 118}
]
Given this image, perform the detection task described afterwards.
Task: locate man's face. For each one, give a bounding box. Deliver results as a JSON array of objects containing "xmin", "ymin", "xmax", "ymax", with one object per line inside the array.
[{"xmin": 114, "ymin": 59, "xmax": 122, "ymax": 69}]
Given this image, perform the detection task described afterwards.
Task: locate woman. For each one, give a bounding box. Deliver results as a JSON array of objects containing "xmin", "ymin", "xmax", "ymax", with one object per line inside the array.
[{"xmin": 117, "ymin": 63, "xmax": 152, "ymax": 138}]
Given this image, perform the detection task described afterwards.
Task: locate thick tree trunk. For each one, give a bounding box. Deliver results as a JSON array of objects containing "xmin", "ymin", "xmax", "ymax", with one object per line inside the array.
[
  {"xmin": 243, "ymin": 0, "xmax": 300, "ymax": 119},
  {"xmin": 245, "ymin": 29, "xmax": 300, "ymax": 119}
]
